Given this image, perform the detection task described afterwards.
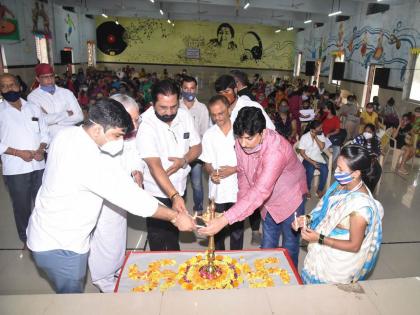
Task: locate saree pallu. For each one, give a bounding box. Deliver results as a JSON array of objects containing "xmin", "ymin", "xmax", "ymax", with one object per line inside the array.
[{"xmin": 302, "ymin": 182, "xmax": 383, "ymax": 284}]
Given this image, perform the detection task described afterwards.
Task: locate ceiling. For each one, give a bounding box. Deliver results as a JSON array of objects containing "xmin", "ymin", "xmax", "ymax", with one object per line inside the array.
[{"xmin": 54, "ymin": 0, "xmax": 410, "ymax": 29}]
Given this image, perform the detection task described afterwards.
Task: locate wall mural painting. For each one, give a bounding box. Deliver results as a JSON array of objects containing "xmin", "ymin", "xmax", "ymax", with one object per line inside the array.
[
  {"xmin": 303, "ymin": 17, "xmax": 419, "ymax": 87},
  {"xmin": 0, "ymin": 2, "xmax": 19, "ymax": 40},
  {"xmin": 96, "ymin": 17, "xmax": 295, "ymax": 70},
  {"xmin": 32, "ymin": 0, "xmax": 51, "ymax": 38}
]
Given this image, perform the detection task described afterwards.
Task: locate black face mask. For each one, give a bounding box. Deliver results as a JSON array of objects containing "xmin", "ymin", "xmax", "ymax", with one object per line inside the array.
[
  {"xmin": 155, "ymin": 110, "xmax": 177, "ymax": 123},
  {"xmin": 1, "ymin": 91, "xmax": 21, "ymax": 102}
]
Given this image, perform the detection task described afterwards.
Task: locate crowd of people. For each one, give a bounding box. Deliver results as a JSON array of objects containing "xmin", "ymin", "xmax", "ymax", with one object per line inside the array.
[{"xmin": 0, "ymin": 62, "xmax": 418, "ymax": 294}]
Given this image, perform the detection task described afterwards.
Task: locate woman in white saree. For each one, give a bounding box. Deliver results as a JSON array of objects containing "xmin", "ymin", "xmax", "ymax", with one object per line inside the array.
[{"xmin": 293, "ymin": 144, "xmax": 383, "ymax": 284}]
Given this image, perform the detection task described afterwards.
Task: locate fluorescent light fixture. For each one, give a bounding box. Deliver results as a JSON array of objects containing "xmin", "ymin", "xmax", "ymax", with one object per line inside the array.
[
  {"xmin": 328, "ymin": 10, "xmax": 342, "ymax": 17},
  {"xmin": 287, "ymin": 26, "xmax": 294, "ymax": 31},
  {"xmin": 172, "ymin": 23, "xmax": 175, "ymax": 27},
  {"xmin": 159, "ymin": 9, "xmax": 164, "ymax": 15},
  {"xmin": 244, "ymin": 2, "xmax": 250, "ymax": 9},
  {"xmin": 275, "ymin": 29, "xmax": 281, "ymax": 33},
  {"xmin": 101, "ymin": 13, "xmax": 108, "ymax": 18},
  {"xmin": 150, "ymin": 0, "xmax": 155, "ymax": 3},
  {"xmin": 167, "ymin": 19, "xmax": 171, "ymax": 24},
  {"xmin": 304, "ymin": 19, "xmax": 312, "ymax": 24},
  {"xmin": 115, "ymin": 20, "xmax": 119, "ymax": 25}
]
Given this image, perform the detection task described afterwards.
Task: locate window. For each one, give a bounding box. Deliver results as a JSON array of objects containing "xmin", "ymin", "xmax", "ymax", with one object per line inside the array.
[
  {"xmin": 87, "ymin": 41, "xmax": 96, "ymax": 67},
  {"xmin": 35, "ymin": 35, "xmax": 51, "ymax": 64},
  {"xmin": 329, "ymin": 54, "xmax": 345, "ymax": 86},
  {"xmin": 408, "ymin": 54, "xmax": 420, "ymax": 102},
  {"xmin": 293, "ymin": 52, "xmax": 302, "ymax": 77}
]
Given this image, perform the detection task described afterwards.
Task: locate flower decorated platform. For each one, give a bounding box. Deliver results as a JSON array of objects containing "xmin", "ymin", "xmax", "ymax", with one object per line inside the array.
[{"xmin": 115, "ymin": 249, "xmax": 302, "ymax": 293}]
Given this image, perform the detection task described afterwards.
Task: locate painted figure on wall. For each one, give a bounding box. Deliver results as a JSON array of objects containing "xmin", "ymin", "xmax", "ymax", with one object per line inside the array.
[
  {"xmin": 361, "ymin": 32, "xmax": 368, "ymax": 57},
  {"xmin": 347, "ymin": 26, "xmax": 357, "ymax": 52},
  {"xmin": 240, "ymin": 31, "xmax": 263, "ymax": 62},
  {"xmin": 64, "ymin": 13, "xmax": 75, "ymax": 44},
  {"xmin": 373, "ymin": 31, "xmax": 384, "ymax": 60},
  {"xmin": 208, "ymin": 23, "xmax": 237, "ymax": 50},
  {"xmin": 337, "ymin": 22, "xmax": 345, "ymax": 54},
  {"xmin": 32, "ymin": 1, "xmax": 51, "ymax": 36},
  {"xmin": 0, "ymin": 2, "xmax": 17, "ymax": 37}
]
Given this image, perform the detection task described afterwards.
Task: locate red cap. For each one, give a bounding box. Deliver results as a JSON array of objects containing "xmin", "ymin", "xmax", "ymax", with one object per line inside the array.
[{"xmin": 35, "ymin": 63, "xmax": 54, "ymax": 77}]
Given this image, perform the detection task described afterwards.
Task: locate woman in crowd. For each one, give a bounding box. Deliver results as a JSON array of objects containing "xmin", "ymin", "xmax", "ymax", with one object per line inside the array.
[
  {"xmin": 293, "ymin": 144, "xmax": 383, "ymax": 284},
  {"xmin": 274, "ymin": 100, "xmax": 298, "ymax": 144},
  {"xmin": 380, "ymin": 97, "xmax": 399, "ymax": 128},
  {"xmin": 352, "ymin": 124, "xmax": 382, "ymax": 191},
  {"xmin": 298, "ymin": 120, "xmax": 328, "ymax": 199},
  {"xmin": 321, "ymin": 101, "xmax": 343, "ymax": 162},
  {"xmin": 392, "ymin": 113, "xmax": 415, "ymax": 175}
]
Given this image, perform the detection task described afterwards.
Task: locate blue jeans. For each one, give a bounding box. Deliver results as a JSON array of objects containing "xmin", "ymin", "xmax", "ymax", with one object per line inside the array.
[
  {"xmin": 302, "ymin": 159, "xmax": 328, "ymax": 192},
  {"xmin": 261, "ymin": 200, "xmax": 305, "ymax": 268},
  {"xmin": 32, "ymin": 249, "xmax": 88, "ymax": 293},
  {"xmin": 190, "ymin": 161, "xmax": 204, "ymax": 211}
]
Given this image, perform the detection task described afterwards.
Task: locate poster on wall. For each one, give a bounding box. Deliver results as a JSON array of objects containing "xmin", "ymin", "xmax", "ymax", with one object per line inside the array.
[
  {"xmin": 32, "ymin": 0, "xmax": 51, "ymax": 37},
  {"xmin": 0, "ymin": 2, "xmax": 20, "ymax": 40},
  {"xmin": 96, "ymin": 17, "xmax": 296, "ymax": 70}
]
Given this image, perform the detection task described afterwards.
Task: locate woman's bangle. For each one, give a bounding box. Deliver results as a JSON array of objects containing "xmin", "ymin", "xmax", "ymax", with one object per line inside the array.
[{"xmin": 170, "ymin": 192, "xmax": 180, "ymax": 201}]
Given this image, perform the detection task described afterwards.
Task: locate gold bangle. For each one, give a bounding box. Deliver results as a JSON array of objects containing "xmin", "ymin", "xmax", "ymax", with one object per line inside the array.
[{"xmin": 170, "ymin": 192, "xmax": 179, "ymax": 201}]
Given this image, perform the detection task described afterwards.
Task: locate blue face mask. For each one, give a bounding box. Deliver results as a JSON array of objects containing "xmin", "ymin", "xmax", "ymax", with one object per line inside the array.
[
  {"xmin": 40, "ymin": 84, "xmax": 56, "ymax": 94},
  {"xmin": 334, "ymin": 170, "xmax": 353, "ymax": 185},
  {"xmin": 1, "ymin": 91, "xmax": 21, "ymax": 102},
  {"xmin": 182, "ymin": 91, "xmax": 196, "ymax": 102}
]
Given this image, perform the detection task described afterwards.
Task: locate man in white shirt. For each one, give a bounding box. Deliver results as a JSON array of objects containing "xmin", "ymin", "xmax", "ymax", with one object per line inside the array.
[
  {"xmin": 214, "ymin": 74, "xmax": 275, "ymax": 246},
  {"xmin": 136, "ymin": 79, "xmax": 202, "ymax": 251},
  {"xmin": 200, "ymin": 95, "xmax": 243, "ymax": 250},
  {"xmin": 27, "ymin": 99, "xmax": 195, "ymax": 293},
  {"xmin": 0, "ymin": 74, "xmax": 49, "ymax": 245},
  {"xmin": 298, "ymin": 120, "xmax": 328, "ymax": 199},
  {"xmin": 179, "ymin": 75, "xmax": 209, "ymax": 214},
  {"xmin": 28, "ymin": 63, "xmax": 83, "ymax": 138},
  {"xmin": 88, "ymin": 94, "xmax": 144, "ymax": 293}
]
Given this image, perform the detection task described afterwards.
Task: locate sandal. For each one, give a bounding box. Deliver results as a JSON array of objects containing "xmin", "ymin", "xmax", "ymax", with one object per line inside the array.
[{"xmin": 398, "ymin": 168, "xmax": 409, "ymax": 175}]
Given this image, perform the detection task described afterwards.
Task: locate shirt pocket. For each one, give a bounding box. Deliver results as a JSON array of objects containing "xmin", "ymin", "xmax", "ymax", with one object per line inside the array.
[{"xmin": 30, "ymin": 117, "xmax": 41, "ymax": 133}]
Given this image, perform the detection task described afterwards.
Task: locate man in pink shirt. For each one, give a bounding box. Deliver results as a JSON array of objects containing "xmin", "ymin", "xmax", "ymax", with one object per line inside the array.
[{"xmin": 200, "ymin": 107, "xmax": 307, "ymax": 267}]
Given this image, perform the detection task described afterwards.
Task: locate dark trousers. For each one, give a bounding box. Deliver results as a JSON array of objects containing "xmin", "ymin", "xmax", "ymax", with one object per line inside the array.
[
  {"xmin": 146, "ymin": 196, "xmax": 180, "ymax": 251},
  {"xmin": 3, "ymin": 169, "xmax": 44, "ymax": 242},
  {"xmin": 249, "ymin": 208, "xmax": 261, "ymax": 231},
  {"xmin": 214, "ymin": 202, "xmax": 244, "ymax": 250}
]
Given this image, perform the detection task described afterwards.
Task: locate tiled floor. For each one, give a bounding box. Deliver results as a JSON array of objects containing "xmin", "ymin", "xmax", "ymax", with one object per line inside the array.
[{"xmin": 0, "ymin": 159, "xmax": 419, "ymax": 294}]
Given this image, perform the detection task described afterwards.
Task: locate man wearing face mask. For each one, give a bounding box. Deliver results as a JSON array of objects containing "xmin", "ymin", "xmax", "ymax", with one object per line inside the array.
[
  {"xmin": 179, "ymin": 76, "xmax": 209, "ymax": 215},
  {"xmin": 88, "ymin": 94, "xmax": 145, "ymax": 293},
  {"xmin": 28, "ymin": 63, "xmax": 83, "ymax": 139},
  {"xmin": 27, "ymin": 98, "xmax": 196, "ymax": 293},
  {"xmin": 214, "ymin": 74, "xmax": 275, "ymax": 245},
  {"xmin": 0, "ymin": 74, "xmax": 49, "ymax": 247},
  {"xmin": 199, "ymin": 107, "xmax": 308, "ymax": 268},
  {"xmin": 136, "ymin": 80, "xmax": 202, "ymax": 251}
]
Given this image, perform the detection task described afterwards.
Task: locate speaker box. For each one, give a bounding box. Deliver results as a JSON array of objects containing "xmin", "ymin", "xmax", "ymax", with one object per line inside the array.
[
  {"xmin": 60, "ymin": 50, "xmax": 72, "ymax": 64},
  {"xmin": 332, "ymin": 62, "xmax": 345, "ymax": 80},
  {"xmin": 305, "ymin": 61, "xmax": 315, "ymax": 76},
  {"xmin": 374, "ymin": 68, "xmax": 390, "ymax": 87}
]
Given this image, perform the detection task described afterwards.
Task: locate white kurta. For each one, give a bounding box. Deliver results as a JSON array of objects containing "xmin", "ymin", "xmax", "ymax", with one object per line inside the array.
[
  {"xmin": 0, "ymin": 99, "xmax": 49, "ymax": 175},
  {"xmin": 136, "ymin": 107, "xmax": 201, "ymax": 198},
  {"xmin": 27, "ymin": 126, "xmax": 158, "ymax": 255},
  {"xmin": 230, "ymin": 96, "xmax": 275, "ymax": 130},
  {"xmin": 89, "ymin": 138, "xmax": 145, "ymax": 292},
  {"xmin": 179, "ymin": 98, "xmax": 209, "ymax": 139},
  {"xmin": 200, "ymin": 124, "xmax": 238, "ymax": 204},
  {"xmin": 27, "ymin": 86, "xmax": 84, "ymax": 138}
]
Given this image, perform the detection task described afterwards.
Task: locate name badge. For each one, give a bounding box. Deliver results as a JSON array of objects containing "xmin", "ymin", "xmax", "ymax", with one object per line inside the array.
[{"xmin": 183, "ymin": 132, "xmax": 190, "ymax": 139}]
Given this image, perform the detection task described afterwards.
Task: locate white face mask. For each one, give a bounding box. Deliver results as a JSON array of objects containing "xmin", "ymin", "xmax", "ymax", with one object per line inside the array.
[
  {"xmin": 100, "ymin": 137, "xmax": 124, "ymax": 156},
  {"xmin": 302, "ymin": 95, "xmax": 309, "ymax": 101},
  {"xmin": 363, "ymin": 132, "xmax": 373, "ymax": 140}
]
